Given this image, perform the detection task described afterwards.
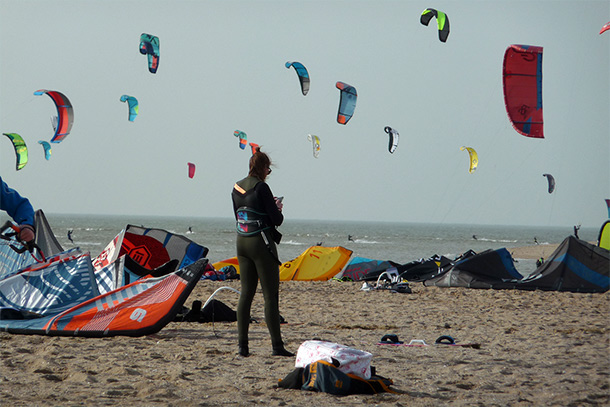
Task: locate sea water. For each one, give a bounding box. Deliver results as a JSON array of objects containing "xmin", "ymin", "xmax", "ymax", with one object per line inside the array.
[{"xmin": 11, "ymin": 213, "xmax": 600, "ymax": 276}]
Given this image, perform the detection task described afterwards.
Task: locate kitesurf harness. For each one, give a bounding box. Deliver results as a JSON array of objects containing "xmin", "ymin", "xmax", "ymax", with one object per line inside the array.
[
  {"xmin": 235, "ymin": 207, "xmax": 270, "ymax": 237},
  {"xmin": 235, "ymin": 207, "xmax": 281, "ymax": 265}
]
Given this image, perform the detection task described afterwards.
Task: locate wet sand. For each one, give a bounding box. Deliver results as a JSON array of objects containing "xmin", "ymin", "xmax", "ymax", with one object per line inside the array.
[{"xmin": 1, "ymin": 244, "xmax": 608, "ymax": 406}]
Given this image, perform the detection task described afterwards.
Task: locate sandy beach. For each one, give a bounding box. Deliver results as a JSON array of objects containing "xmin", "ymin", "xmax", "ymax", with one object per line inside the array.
[{"xmin": 1, "ymin": 243, "xmax": 608, "ymax": 407}]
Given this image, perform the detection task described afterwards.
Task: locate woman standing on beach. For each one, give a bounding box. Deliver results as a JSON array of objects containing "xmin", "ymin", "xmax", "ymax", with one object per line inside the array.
[{"xmin": 231, "ymin": 147, "xmax": 293, "ymax": 357}]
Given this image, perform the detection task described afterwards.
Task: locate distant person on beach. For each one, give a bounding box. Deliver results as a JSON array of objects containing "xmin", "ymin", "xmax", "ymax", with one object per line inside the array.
[
  {"xmin": 573, "ymin": 225, "xmax": 580, "ymax": 239},
  {"xmin": 0, "ymin": 177, "xmax": 35, "ymax": 244},
  {"xmin": 231, "ymin": 146, "xmax": 293, "ymax": 358},
  {"xmin": 67, "ymin": 229, "xmax": 74, "ymax": 243}
]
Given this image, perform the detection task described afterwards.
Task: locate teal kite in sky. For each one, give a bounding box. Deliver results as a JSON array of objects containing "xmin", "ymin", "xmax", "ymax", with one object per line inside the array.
[
  {"xmin": 285, "ymin": 61, "xmax": 310, "ymax": 96},
  {"xmin": 139, "ymin": 33, "xmax": 160, "ymax": 74},
  {"xmin": 234, "ymin": 130, "xmax": 247, "ymax": 150},
  {"xmin": 420, "ymin": 8, "xmax": 450, "ymax": 42},
  {"xmin": 120, "ymin": 95, "xmax": 139, "ymax": 121},
  {"xmin": 3, "ymin": 133, "xmax": 28, "ymax": 170},
  {"xmin": 335, "ymin": 82, "xmax": 357, "ymax": 125},
  {"xmin": 38, "ymin": 140, "xmax": 52, "ymax": 160}
]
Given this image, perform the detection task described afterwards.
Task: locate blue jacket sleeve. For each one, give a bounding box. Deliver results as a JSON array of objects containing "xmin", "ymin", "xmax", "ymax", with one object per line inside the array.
[{"xmin": 0, "ymin": 177, "xmax": 35, "ymax": 227}]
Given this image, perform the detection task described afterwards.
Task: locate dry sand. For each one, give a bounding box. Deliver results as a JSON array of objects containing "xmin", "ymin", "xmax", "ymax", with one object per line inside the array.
[
  {"xmin": 1, "ymin": 244, "xmax": 609, "ymax": 407},
  {"xmin": 508, "ymin": 243, "xmax": 561, "ymax": 260}
]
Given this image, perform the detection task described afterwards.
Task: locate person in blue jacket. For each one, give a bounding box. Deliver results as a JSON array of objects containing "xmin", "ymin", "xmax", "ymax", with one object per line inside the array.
[{"xmin": 0, "ymin": 177, "xmax": 35, "ymax": 243}]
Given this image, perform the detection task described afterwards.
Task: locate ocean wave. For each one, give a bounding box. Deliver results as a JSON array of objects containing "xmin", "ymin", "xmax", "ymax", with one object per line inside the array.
[
  {"xmin": 477, "ymin": 238, "xmax": 519, "ymax": 243},
  {"xmin": 281, "ymin": 240, "xmax": 305, "ymax": 246}
]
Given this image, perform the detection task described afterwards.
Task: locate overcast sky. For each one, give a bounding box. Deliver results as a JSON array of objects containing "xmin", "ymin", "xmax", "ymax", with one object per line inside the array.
[{"xmin": 1, "ymin": 0, "xmax": 608, "ymax": 228}]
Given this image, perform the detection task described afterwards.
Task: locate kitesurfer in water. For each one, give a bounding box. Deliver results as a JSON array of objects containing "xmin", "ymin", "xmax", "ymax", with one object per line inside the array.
[
  {"xmin": 573, "ymin": 225, "xmax": 580, "ymax": 239},
  {"xmin": 67, "ymin": 230, "xmax": 74, "ymax": 243},
  {"xmin": 231, "ymin": 147, "xmax": 293, "ymax": 358},
  {"xmin": 0, "ymin": 177, "xmax": 35, "ymax": 243},
  {"xmin": 348, "ymin": 235, "xmax": 354, "ymax": 242}
]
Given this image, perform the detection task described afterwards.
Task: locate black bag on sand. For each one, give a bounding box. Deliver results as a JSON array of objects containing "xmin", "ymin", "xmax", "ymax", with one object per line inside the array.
[
  {"xmin": 174, "ymin": 299, "xmax": 237, "ymax": 322},
  {"xmin": 278, "ymin": 360, "xmax": 395, "ymax": 396}
]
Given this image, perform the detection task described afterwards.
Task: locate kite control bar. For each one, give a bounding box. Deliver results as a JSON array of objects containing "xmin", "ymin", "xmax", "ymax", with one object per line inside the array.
[{"xmin": 0, "ymin": 221, "xmax": 46, "ymax": 263}]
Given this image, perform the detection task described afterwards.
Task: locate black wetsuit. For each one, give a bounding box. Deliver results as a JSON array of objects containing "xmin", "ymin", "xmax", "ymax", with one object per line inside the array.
[{"xmin": 232, "ymin": 176, "xmax": 284, "ymax": 349}]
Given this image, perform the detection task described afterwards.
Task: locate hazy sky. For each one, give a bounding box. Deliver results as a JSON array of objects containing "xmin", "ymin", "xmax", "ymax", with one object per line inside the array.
[{"xmin": 1, "ymin": 0, "xmax": 608, "ymax": 228}]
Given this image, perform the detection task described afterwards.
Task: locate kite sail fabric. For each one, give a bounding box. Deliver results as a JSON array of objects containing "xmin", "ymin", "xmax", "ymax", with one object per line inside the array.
[
  {"xmin": 187, "ymin": 162, "xmax": 196, "ymax": 179},
  {"xmin": 307, "ymin": 134, "xmax": 320, "ymax": 158},
  {"xmin": 3, "ymin": 133, "xmax": 28, "ymax": 170},
  {"xmin": 502, "ymin": 45, "xmax": 544, "ymax": 138},
  {"xmin": 420, "ymin": 8, "xmax": 450, "ymax": 42},
  {"xmin": 33, "ymin": 89, "xmax": 74, "ymax": 143},
  {"xmin": 120, "ymin": 95, "xmax": 139, "ymax": 121},
  {"xmin": 38, "ymin": 140, "xmax": 51, "ymax": 160},
  {"xmin": 598, "ymin": 220, "xmax": 610, "ymax": 250},
  {"xmin": 119, "ymin": 224, "xmax": 208, "ymax": 271},
  {"xmin": 234, "ymin": 130, "xmax": 247, "ymax": 150},
  {"xmin": 285, "ymin": 61, "xmax": 310, "ymax": 96},
  {"xmin": 249, "ymin": 142, "xmax": 260, "ymax": 155},
  {"xmin": 384, "ymin": 126, "xmax": 399, "ymax": 154},
  {"xmin": 423, "ymin": 237, "xmax": 609, "ymax": 293},
  {"xmin": 0, "ymin": 214, "xmax": 208, "ymax": 336},
  {"xmin": 342, "ymin": 257, "xmax": 397, "ymax": 281},
  {"xmin": 279, "ymin": 246, "xmax": 353, "ymax": 281},
  {"xmin": 139, "ymin": 33, "xmax": 160, "ymax": 74},
  {"xmin": 460, "ymin": 146, "xmax": 478, "ymax": 173},
  {"xmin": 600, "ymin": 22, "xmax": 610, "ymax": 35},
  {"xmin": 212, "ymin": 246, "xmax": 353, "ymax": 281},
  {"xmin": 335, "ymin": 82, "xmax": 357, "ymax": 125},
  {"xmin": 543, "ymin": 173, "xmax": 555, "ymax": 193},
  {"xmin": 606, "ymin": 199, "xmax": 610, "ymax": 218}
]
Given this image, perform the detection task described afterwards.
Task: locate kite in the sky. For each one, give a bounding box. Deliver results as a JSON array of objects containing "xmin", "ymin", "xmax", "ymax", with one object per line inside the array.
[
  {"xmin": 120, "ymin": 95, "xmax": 139, "ymax": 122},
  {"xmin": 543, "ymin": 173, "xmax": 555, "ymax": 194},
  {"xmin": 420, "ymin": 8, "xmax": 450, "ymax": 42},
  {"xmin": 600, "ymin": 22, "xmax": 610, "ymax": 35},
  {"xmin": 34, "ymin": 89, "xmax": 74, "ymax": 143},
  {"xmin": 3, "ymin": 133, "xmax": 28, "ymax": 171},
  {"xmin": 307, "ymin": 134, "xmax": 320, "ymax": 158},
  {"xmin": 335, "ymin": 82, "xmax": 357, "ymax": 125},
  {"xmin": 139, "ymin": 33, "xmax": 160, "ymax": 74},
  {"xmin": 460, "ymin": 146, "xmax": 478, "ymax": 173},
  {"xmin": 285, "ymin": 61, "xmax": 310, "ymax": 96},
  {"xmin": 384, "ymin": 126, "xmax": 399, "ymax": 154},
  {"xmin": 502, "ymin": 44, "xmax": 544, "ymax": 138},
  {"xmin": 249, "ymin": 142, "xmax": 260, "ymax": 155},
  {"xmin": 187, "ymin": 162, "xmax": 196, "ymax": 179},
  {"xmin": 38, "ymin": 140, "xmax": 52, "ymax": 161},
  {"xmin": 234, "ymin": 130, "xmax": 247, "ymax": 150}
]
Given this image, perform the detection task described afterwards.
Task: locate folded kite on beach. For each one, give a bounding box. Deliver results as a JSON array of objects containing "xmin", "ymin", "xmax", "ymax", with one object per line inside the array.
[{"xmin": 0, "ymin": 211, "xmax": 208, "ymax": 337}]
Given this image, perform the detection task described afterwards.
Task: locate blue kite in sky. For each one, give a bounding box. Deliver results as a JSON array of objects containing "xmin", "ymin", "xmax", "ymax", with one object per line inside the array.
[
  {"xmin": 120, "ymin": 95, "xmax": 139, "ymax": 122},
  {"xmin": 335, "ymin": 82, "xmax": 357, "ymax": 125},
  {"xmin": 38, "ymin": 140, "xmax": 52, "ymax": 160},
  {"xmin": 285, "ymin": 61, "xmax": 310, "ymax": 96},
  {"xmin": 139, "ymin": 33, "xmax": 160, "ymax": 74}
]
